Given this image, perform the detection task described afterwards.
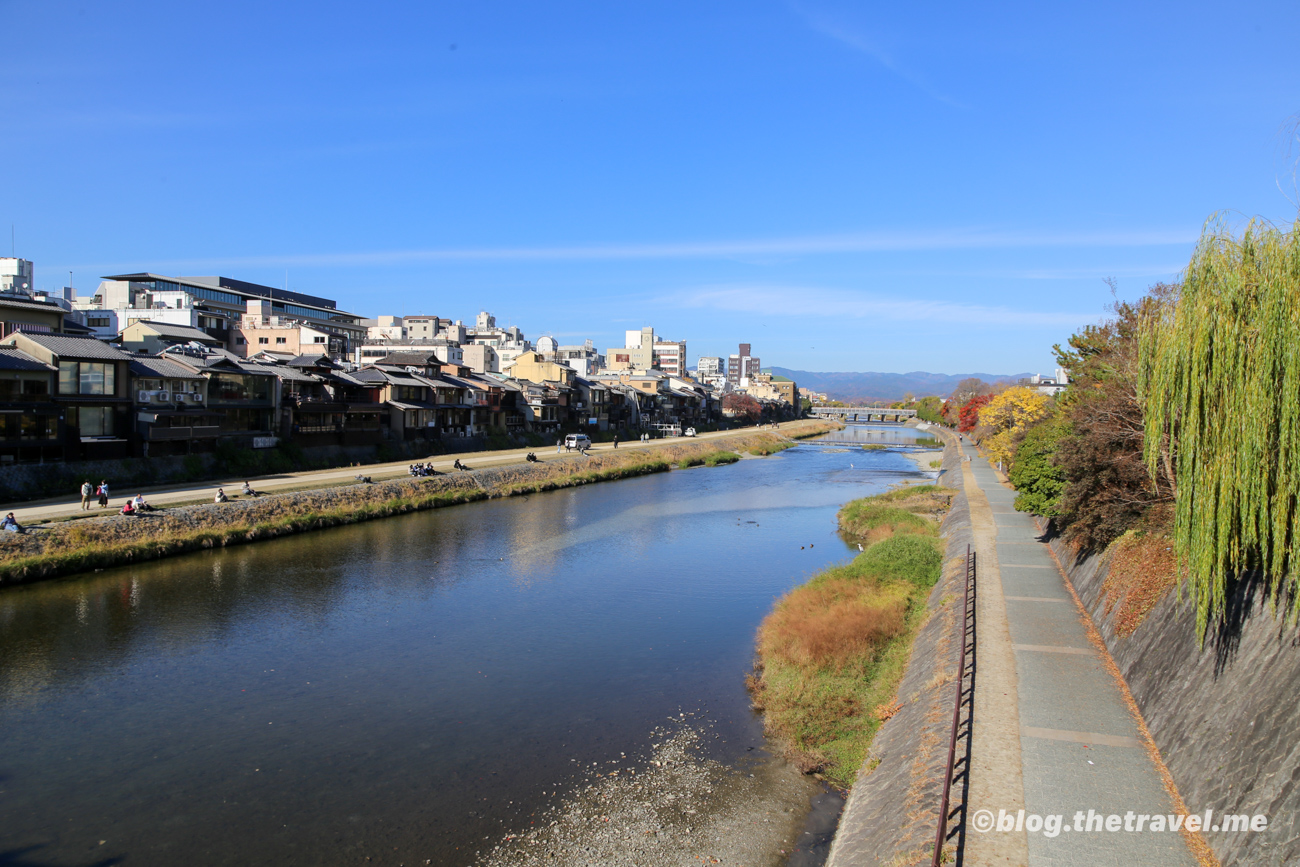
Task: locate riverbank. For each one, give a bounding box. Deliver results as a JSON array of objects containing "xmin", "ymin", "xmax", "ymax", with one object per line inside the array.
[
  {"xmin": 747, "ymin": 482, "xmax": 954, "ymax": 789},
  {"xmin": 0, "ymin": 425, "xmax": 836, "ymax": 586}
]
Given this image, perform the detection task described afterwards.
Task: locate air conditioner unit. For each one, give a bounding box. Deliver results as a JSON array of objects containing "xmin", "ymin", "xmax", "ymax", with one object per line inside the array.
[
  {"xmin": 192, "ymin": 393, "xmax": 204, "ymax": 402},
  {"xmin": 157, "ymin": 392, "xmax": 169, "ymax": 401},
  {"xmin": 138, "ymin": 391, "xmax": 151, "ymax": 402}
]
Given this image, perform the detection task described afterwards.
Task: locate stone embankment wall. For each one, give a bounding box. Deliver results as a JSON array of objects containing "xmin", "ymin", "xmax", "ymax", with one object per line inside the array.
[
  {"xmin": 1046, "ymin": 534, "xmax": 1300, "ymax": 866},
  {"xmin": 827, "ymin": 429, "xmax": 970, "ymax": 866}
]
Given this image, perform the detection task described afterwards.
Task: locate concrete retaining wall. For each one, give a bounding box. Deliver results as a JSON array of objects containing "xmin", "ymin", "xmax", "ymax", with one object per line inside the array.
[
  {"xmin": 827, "ymin": 430, "xmax": 969, "ymax": 866},
  {"xmin": 1047, "ymin": 535, "xmax": 1300, "ymax": 866}
]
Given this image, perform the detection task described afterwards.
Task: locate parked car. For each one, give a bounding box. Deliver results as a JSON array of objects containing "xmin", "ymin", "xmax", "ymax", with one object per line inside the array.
[
  {"xmin": 685, "ymin": 427, "xmax": 696, "ymax": 437},
  {"xmin": 564, "ymin": 433, "xmax": 593, "ymax": 450}
]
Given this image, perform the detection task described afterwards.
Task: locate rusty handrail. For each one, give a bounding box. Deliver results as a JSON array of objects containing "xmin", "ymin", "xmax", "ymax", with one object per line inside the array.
[{"xmin": 932, "ymin": 545, "xmax": 975, "ymax": 866}]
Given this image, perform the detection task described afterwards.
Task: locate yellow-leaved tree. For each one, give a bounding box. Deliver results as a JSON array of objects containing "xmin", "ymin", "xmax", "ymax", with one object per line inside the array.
[{"xmin": 976, "ymin": 386, "xmax": 1052, "ymax": 469}]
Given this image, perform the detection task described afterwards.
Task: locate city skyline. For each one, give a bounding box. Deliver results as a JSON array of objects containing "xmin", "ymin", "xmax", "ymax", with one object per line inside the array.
[{"xmin": 6, "ymin": 1, "xmax": 1300, "ymax": 371}]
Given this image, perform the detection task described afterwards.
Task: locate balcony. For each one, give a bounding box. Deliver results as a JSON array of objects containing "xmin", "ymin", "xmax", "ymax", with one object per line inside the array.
[{"xmin": 145, "ymin": 425, "xmax": 221, "ymax": 441}]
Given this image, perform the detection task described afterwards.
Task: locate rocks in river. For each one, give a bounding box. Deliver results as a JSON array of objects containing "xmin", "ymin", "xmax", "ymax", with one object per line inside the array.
[{"xmin": 472, "ymin": 722, "xmax": 818, "ymax": 867}]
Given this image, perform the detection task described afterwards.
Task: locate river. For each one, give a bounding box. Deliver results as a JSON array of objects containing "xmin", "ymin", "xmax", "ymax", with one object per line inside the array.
[{"xmin": 0, "ymin": 426, "xmax": 936, "ymax": 866}]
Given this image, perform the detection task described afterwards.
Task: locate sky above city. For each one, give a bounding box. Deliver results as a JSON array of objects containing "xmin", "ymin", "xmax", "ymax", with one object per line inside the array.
[{"xmin": 5, "ymin": 1, "xmax": 1300, "ymax": 374}]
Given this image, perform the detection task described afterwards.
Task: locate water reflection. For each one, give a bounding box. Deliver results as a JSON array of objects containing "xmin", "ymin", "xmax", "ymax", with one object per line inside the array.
[{"xmin": 0, "ymin": 430, "xmax": 933, "ymax": 867}]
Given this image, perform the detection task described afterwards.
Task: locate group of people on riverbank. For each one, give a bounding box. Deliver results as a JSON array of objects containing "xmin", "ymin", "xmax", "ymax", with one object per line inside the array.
[{"xmin": 79, "ymin": 480, "xmax": 111, "ymax": 510}]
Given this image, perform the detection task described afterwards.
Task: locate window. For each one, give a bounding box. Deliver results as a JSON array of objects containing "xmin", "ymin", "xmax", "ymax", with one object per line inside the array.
[
  {"xmin": 58, "ymin": 361, "xmax": 116, "ymax": 395},
  {"xmin": 258, "ymin": 337, "xmax": 269, "ymax": 345},
  {"xmin": 67, "ymin": 406, "xmax": 114, "ymax": 437},
  {"xmin": 275, "ymin": 337, "xmax": 287, "ymax": 344},
  {"xmin": 236, "ymin": 336, "xmax": 246, "ymax": 345},
  {"xmin": 88, "ymin": 316, "xmax": 111, "ymax": 327},
  {"xmin": 0, "ymin": 413, "xmax": 56, "ymax": 440},
  {"xmin": 209, "ymin": 372, "xmax": 270, "ymax": 403},
  {"xmin": 313, "ymin": 336, "xmax": 326, "ymax": 343}
]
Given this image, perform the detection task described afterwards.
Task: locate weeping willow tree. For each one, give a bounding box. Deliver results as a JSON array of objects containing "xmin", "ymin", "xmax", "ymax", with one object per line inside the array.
[{"xmin": 1140, "ymin": 217, "xmax": 1300, "ymax": 635}]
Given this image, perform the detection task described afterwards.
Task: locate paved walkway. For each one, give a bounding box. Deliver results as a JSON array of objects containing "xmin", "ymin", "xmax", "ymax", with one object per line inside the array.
[
  {"xmin": 0, "ymin": 424, "xmax": 799, "ymax": 525},
  {"xmin": 959, "ymin": 442, "xmax": 1196, "ymax": 866}
]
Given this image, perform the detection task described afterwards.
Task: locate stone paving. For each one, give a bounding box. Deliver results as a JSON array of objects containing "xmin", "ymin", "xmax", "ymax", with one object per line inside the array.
[{"xmin": 960, "ymin": 441, "xmax": 1196, "ymax": 866}]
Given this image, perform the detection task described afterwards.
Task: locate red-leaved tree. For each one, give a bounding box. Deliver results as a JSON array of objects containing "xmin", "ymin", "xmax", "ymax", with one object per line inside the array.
[
  {"xmin": 958, "ymin": 394, "xmax": 992, "ymax": 432},
  {"xmin": 722, "ymin": 393, "xmax": 763, "ymax": 423}
]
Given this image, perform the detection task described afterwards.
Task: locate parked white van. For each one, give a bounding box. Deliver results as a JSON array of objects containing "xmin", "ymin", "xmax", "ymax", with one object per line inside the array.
[{"xmin": 564, "ymin": 434, "xmax": 593, "ymax": 451}]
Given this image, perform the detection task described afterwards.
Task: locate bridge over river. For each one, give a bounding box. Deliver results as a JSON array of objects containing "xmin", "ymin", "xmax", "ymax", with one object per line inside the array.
[{"xmin": 809, "ymin": 405, "xmax": 918, "ymax": 423}]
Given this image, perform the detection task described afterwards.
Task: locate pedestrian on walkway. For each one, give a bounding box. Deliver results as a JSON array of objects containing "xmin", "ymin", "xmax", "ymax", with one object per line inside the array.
[
  {"xmin": 613, "ymin": 435, "xmax": 619, "ymax": 449},
  {"xmin": 556, "ymin": 438, "xmax": 563, "ymax": 454},
  {"xmin": 80, "ymin": 480, "xmax": 93, "ymax": 510},
  {"xmin": 97, "ymin": 481, "xmax": 109, "ymax": 509}
]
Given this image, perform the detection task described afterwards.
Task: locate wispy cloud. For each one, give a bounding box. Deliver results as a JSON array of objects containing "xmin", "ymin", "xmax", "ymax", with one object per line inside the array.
[
  {"xmin": 679, "ymin": 284, "xmax": 1094, "ymax": 328},
  {"xmin": 74, "ymin": 226, "xmax": 1196, "ymax": 273},
  {"xmin": 794, "ymin": 4, "xmax": 965, "ymax": 108}
]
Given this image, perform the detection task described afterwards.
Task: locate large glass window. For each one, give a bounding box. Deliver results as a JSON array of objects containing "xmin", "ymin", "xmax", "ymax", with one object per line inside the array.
[
  {"xmin": 209, "ymin": 373, "xmax": 270, "ymax": 403},
  {"xmin": 191, "ymin": 285, "xmax": 243, "ymax": 305},
  {"xmin": 19, "ymin": 414, "xmax": 57, "ymax": 440},
  {"xmin": 67, "ymin": 406, "xmax": 114, "ymax": 437},
  {"xmin": 58, "ymin": 361, "xmax": 116, "ymax": 395}
]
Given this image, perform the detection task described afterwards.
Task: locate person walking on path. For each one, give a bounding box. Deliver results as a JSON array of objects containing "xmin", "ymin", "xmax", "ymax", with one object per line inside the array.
[
  {"xmin": 556, "ymin": 438, "xmax": 563, "ymax": 454},
  {"xmin": 80, "ymin": 480, "xmax": 93, "ymax": 510},
  {"xmin": 613, "ymin": 434, "xmax": 619, "ymax": 449},
  {"xmin": 97, "ymin": 481, "xmax": 109, "ymax": 509}
]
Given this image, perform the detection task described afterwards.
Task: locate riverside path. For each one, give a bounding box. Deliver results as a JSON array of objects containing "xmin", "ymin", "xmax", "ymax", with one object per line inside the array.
[
  {"xmin": 958, "ymin": 440, "xmax": 1198, "ymax": 866},
  {"xmin": 0, "ymin": 423, "xmax": 816, "ymax": 526}
]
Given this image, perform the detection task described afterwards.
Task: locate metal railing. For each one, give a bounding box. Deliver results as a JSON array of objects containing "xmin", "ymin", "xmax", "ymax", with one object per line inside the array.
[{"xmin": 932, "ymin": 545, "xmax": 976, "ymax": 867}]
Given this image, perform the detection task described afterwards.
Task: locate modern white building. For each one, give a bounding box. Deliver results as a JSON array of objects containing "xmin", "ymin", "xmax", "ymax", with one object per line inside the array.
[{"xmin": 0, "ymin": 258, "xmax": 34, "ymax": 295}]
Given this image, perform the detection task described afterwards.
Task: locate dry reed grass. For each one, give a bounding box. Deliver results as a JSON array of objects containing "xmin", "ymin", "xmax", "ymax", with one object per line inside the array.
[
  {"xmin": 1101, "ymin": 527, "xmax": 1181, "ymax": 637},
  {"xmin": 759, "ymin": 576, "xmax": 909, "ymax": 670}
]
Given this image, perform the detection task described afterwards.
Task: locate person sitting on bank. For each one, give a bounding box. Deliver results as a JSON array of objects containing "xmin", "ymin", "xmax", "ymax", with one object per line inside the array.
[
  {"xmin": 121, "ymin": 500, "xmax": 137, "ymax": 517},
  {"xmin": 241, "ymin": 481, "xmax": 259, "ymax": 497},
  {"xmin": 215, "ymin": 488, "xmax": 229, "ymax": 503},
  {"xmin": 1, "ymin": 512, "xmax": 25, "ymax": 534},
  {"xmin": 133, "ymin": 494, "xmax": 155, "ymax": 512}
]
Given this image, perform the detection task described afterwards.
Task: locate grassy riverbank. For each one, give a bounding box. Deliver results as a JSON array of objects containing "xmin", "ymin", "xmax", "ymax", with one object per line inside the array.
[
  {"xmin": 0, "ymin": 427, "xmax": 835, "ymax": 586},
  {"xmin": 747, "ymin": 484, "xmax": 953, "ymax": 789}
]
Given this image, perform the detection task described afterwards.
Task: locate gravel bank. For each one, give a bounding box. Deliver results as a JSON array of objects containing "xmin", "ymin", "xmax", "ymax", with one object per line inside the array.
[{"xmin": 475, "ymin": 717, "xmax": 824, "ymax": 867}]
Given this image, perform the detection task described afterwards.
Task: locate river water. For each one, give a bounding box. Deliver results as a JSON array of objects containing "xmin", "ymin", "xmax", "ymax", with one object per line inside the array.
[{"xmin": 0, "ymin": 426, "xmax": 935, "ymax": 866}]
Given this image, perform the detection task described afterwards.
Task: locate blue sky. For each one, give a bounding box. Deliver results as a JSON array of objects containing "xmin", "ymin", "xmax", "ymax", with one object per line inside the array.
[{"xmin": 5, "ymin": 1, "xmax": 1299, "ymax": 374}]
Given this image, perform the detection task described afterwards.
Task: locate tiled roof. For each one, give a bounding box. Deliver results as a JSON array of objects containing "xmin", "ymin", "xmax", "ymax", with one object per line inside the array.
[
  {"xmin": 374, "ymin": 351, "xmax": 442, "ymax": 366},
  {"xmin": 268, "ymin": 366, "xmax": 321, "ymax": 383},
  {"xmin": 0, "ymin": 296, "xmax": 68, "ymax": 314},
  {"xmin": 129, "ymin": 321, "xmax": 219, "ymax": 343},
  {"xmin": 0, "ymin": 347, "xmax": 56, "ymax": 372},
  {"xmin": 286, "ymin": 353, "xmax": 338, "ymax": 368},
  {"xmin": 10, "ymin": 333, "xmax": 133, "ymax": 361},
  {"xmin": 127, "ymin": 357, "xmax": 206, "ymax": 379}
]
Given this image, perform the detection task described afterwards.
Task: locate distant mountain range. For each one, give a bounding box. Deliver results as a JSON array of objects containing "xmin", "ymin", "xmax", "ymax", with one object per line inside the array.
[{"xmin": 768, "ymin": 368, "xmax": 1034, "ymax": 404}]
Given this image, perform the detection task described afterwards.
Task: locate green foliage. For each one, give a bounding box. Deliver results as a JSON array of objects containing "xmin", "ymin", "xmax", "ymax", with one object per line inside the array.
[
  {"xmin": 702, "ymin": 450, "xmax": 741, "ymax": 466},
  {"xmin": 1010, "ymin": 417, "xmax": 1067, "ymax": 516},
  {"xmin": 749, "ymin": 441, "xmax": 794, "ymax": 456},
  {"xmin": 1140, "ymin": 218, "xmax": 1300, "ymax": 633},
  {"xmin": 838, "ymin": 502, "xmax": 932, "ymax": 539},
  {"xmin": 914, "ymin": 395, "xmax": 944, "ymax": 424},
  {"xmin": 853, "ymin": 534, "xmax": 944, "ymax": 588}
]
